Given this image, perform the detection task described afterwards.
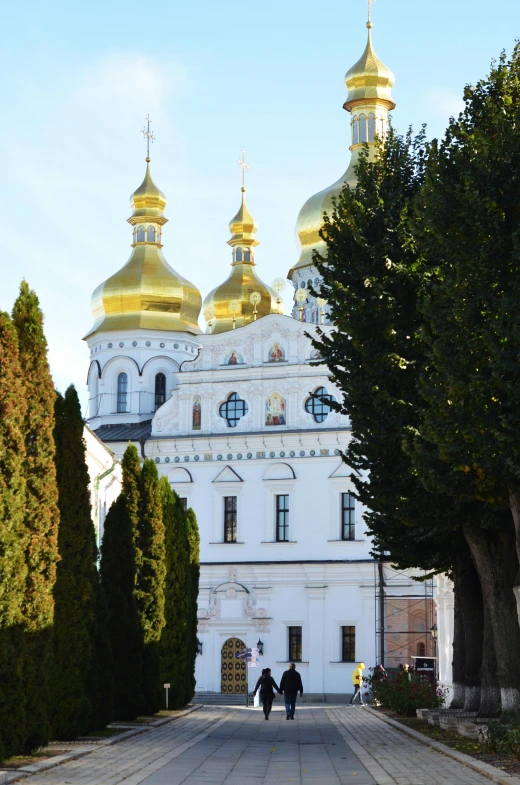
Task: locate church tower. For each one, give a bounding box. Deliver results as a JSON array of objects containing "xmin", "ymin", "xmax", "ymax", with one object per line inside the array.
[
  {"xmin": 85, "ymin": 133, "xmax": 202, "ymax": 434},
  {"xmin": 288, "ymin": 12, "xmax": 395, "ymax": 323}
]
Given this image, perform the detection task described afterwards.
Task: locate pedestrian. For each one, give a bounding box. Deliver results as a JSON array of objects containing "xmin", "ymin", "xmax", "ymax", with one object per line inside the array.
[
  {"xmin": 253, "ymin": 667, "xmax": 281, "ymax": 720},
  {"xmin": 280, "ymin": 662, "xmax": 303, "ymax": 720},
  {"xmin": 349, "ymin": 662, "xmax": 366, "ymax": 706}
]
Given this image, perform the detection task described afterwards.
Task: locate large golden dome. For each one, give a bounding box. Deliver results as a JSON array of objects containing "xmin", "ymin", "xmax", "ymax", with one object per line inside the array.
[
  {"xmin": 288, "ymin": 20, "xmax": 395, "ymax": 279},
  {"xmin": 84, "ymin": 159, "xmax": 202, "ymax": 338},
  {"xmin": 202, "ymin": 187, "xmax": 281, "ymax": 334}
]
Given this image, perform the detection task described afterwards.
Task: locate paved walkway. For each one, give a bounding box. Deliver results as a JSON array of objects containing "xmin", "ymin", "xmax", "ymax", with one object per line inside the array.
[{"xmin": 26, "ymin": 705, "xmax": 493, "ymax": 785}]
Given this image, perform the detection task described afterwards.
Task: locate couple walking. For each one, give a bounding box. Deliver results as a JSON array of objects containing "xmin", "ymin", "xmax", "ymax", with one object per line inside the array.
[{"xmin": 253, "ymin": 663, "xmax": 303, "ymax": 720}]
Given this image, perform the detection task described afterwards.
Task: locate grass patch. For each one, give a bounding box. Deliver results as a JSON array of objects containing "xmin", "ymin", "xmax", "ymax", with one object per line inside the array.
[
  {"xmin": 393, "ymin": 716, "xmax": 482, "ymax": 755},
  {"xmin": 0, "ymin": 751, "xmax": 62, "ymax": 769},
  {"xmin": 82, "ymin": 727, "xmax": 127, "ymax": 738}
]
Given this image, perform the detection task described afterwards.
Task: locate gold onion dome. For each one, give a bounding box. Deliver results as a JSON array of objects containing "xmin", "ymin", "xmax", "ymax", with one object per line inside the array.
[
  {"xmin": 289, "ymin": 19, "xmax": 395, "ymax": 278},
  {"xmin": 202, "ymin": 187, "xmax": 281, "ymax": 334},
  {"xmin": 84, "ymin": 159, "xmax": 202, "ymax": 338}
]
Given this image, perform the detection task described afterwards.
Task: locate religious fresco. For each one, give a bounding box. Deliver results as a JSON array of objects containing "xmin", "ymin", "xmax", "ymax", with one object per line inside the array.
[
  {"xmin": 192, "ymin": 395, "xmax": 201, "ymax": 430},
  {"xmin": 224, "ymin": 350, "xmax": 244, "ymax": 365},
  {"xmin": 267, "ymin": 343, "xmax": 285, "ymax": 362},
  {"xmin": 265, "ymin": 392, "xmax": 286, "ymax": 426}
]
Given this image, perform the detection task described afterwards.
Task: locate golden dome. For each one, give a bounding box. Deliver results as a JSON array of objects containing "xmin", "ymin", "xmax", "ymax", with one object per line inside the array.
[
  {"xmin": 344, "ymin": 22, "xmax": 395, "ymax": 111},
  {"xmin": 288, "ymin": 20, "xmax": 395, "ymax": 279},
  {"xmin": 84, "ymin": 160, "xmax": 202, "ymax": 338},
  {"xmin": 202, "ymin": 188, "xmax": 281, "ymax": 334}
]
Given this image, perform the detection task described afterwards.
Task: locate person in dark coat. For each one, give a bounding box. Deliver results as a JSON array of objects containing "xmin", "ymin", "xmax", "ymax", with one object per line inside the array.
[
  {"xmin": 280, "ymin": 662, "xmax": 303, "ymax": 719},
  {"xmin": 253, "ymin": 667, "xmax": 281, "ymax": 720}
]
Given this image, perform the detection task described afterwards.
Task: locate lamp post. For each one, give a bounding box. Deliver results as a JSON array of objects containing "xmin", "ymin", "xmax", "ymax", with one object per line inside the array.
[
  {"xmin": 257, "ymin": 639, "xmax": 264, "ymax": 655},
  {"xmin": 430, "ymin": 624, "xmax": 438, "ymax": 679}
]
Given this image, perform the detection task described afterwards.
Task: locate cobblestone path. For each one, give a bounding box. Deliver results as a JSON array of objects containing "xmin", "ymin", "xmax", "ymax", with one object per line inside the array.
[{"xmin": 26, "ymin": 705, "xmax": 493, "ymax": 785}]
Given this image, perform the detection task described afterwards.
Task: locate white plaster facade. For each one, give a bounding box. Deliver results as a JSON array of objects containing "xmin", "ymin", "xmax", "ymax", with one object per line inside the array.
[
  {"xmin": 435, "ymin": 574, "xmax": 455, "ymax": 702},
  {"xmin": 84, "ymin": 425, "xmax": 122, "ymax": 545},
  {"xmin": 86, "ymin": 313, "xmax": 378, "ymax": 696}
]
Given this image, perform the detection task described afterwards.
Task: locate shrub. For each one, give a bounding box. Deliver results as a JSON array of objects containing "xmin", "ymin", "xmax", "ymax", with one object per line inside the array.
[
  {"xmin": 487, "ymin": 712, "xmax": 520, "ymax": 758},
  {"xmin": 364, "ymin": 665, "xmax": 446, "ymax": 716}
]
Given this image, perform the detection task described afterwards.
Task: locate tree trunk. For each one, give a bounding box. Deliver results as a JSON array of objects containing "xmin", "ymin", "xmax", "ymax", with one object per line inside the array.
[
  {"xmin": 478, "ymin": 598, "xmax": 501, "ymax": 718},
  {"xmin": 455, "ymin": 550, "xmax": 483, "ymax": 712},
  {"xmin": 450, "ymin": 569, "xmax": 465, "ymax": 709},
  {"xmin": 463, "ymin": 516, "xmax": 520, "ymax": 712}
]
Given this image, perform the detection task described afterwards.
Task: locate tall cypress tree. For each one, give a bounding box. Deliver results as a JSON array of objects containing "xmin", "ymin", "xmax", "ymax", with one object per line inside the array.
[
  {"xmin": 0, "ymin": 312, "xmax": 27, "ymax": 760},
  {"xmin": 184, "ymin": 508, "xmax": 200, "ymax": 706},
  {"xmin": 159, "ymin": 478, "xmax": 190, "ymax": 709},
  {"xmin": 51, "ymin": 386, "xmax": 113, "ymax": 738},
  {"xmin": 137, "ymin": 460, "xmax": 166, "ymax": 714},
  {"xmin": 12, "ymin": 282, "xmax": 60, "ymax": 751},
  {"xmin": 100, "ymin": 444, "xmax": 144, "ymax": 719}
]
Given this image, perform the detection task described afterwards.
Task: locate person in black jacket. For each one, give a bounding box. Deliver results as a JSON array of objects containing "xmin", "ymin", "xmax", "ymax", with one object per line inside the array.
[
  {"xmin": 280, "ymin": 662, "xmax": 303, "ymax": 719},
  {"xmin": 253, "ymin": 668, "xmax": 281, "ymax": 720}
]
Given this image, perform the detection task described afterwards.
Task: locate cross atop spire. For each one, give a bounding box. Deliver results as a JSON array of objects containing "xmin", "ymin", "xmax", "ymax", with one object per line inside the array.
[
  {"xmin": 367, "ymin": 0, "xmax": 375, "ymax": 24},
  {"xmin": 237, "ymin": 148, "xmax": 250, "ymax": 190},
  {"xmin": 142, "ymin": 115, "xmax": 155, "ymax": 161}
]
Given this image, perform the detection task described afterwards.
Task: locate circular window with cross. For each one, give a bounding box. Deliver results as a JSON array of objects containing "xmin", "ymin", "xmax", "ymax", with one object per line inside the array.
[
  {"xmin": 219, "ymin": 392, "xmax": 248, "ymax": 428},
  {"xmin": 304, "ymin": 386, "xmax": 336, "ymax": 423}
]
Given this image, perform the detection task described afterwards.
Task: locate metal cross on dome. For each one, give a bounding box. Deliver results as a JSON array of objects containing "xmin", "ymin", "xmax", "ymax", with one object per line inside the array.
[
  {"xmin": 237, "ymin": 148, "xmax": 250, "ymax": 188},
  {"xmin": 368, "ymin": 0, "xmax": 376, "ymax": 22},
  {"xmin": 142, "ymin": 115, "xmax": 156, "ymax": 160}
]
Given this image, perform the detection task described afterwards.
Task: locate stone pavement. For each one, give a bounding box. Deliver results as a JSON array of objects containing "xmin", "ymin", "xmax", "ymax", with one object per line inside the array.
[{"xmin": 25, "ymin": 704, "xmax": 495, "ymax": 785}]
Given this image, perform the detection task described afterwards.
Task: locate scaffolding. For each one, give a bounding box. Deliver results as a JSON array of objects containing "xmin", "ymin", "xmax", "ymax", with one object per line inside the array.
[{"xmin": 374, "ymin": 560, "xmax": 436, "ymax": 669}]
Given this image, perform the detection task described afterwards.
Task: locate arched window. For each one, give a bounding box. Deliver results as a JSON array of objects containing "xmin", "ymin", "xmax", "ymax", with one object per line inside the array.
[
  {"xmin": 359, "ymin": 114, "xmax": 367, "ymax": 143},
  {"xmin": 305, "ymin": 386, "xmax": 335, "ymax": 423},
  {"xmin": 307, "ymin": 278, "xmax": 313, "ymax": 290},
  {"xmin": 147, "ymin": 225, "xmax": 156, "ymax": 242},
  {"xmin": 416, "ymin": 642, "xmax": 426, "ymax": 656},
  {"xmin": 352, "ymin": 117, "xmax": 359, "ymax": 145},
  {"xmin": 219, "ymin": 392, "xmax": 248, "ymax": 428},
  {"xmin": 117, "ymin": 373, "xmax": 128, "ymax": 413},
  {"xmin": 137, "ymin": 225, "xmax": 146, "ymax": 242},
  {"xmin": 236, "ymin": 248, "xmax": 243, "ymax": 262},
  {"xmin": 154, "ymin": 372, "xmax": 166, "ymax": 411},
  {"xmin": 243, "ymin": 249, "xmax": 251, "ymax": 262},
  {"xmin": 368, "ymin": 113, "xmax": 376, "ymax": 141}
]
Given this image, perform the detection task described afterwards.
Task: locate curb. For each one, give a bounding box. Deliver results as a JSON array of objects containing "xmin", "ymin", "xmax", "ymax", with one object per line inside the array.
[
  {"xmin": 365, "ymin": 706, "xmax": 520, "ymax": 785},
  {"xmin": 0, "ymin": 704, "xmax": 202, "ymax": 785}
]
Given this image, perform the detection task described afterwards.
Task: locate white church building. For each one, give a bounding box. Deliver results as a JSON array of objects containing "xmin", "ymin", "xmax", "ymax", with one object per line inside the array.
[{"xmin": 83, "ymin": 17, "xmax": 441, "ymax": 699}]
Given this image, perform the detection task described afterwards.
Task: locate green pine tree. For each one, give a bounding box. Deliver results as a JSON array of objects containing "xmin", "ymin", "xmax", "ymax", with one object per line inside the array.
[
  {"xmin": 137, "ymin": 460, "xmax": 166, "ymax": 714},
  {"xmin": 51, "ymin": 386, "xmax": 113, "ymax": 739},
  {"xmin": 158, "ymin": 478, "xmax": 190, "ymax": 709},
  {"xmin": 184, "ymin": 508, "xmax": 200, "ymax": 705},
  {"xmin": 12, "ymin": 282, "xmax": 60, "ymax": 751},
  {"xmin": 0, "ymin": 312, "xmax": 28, "ymax": 760}
]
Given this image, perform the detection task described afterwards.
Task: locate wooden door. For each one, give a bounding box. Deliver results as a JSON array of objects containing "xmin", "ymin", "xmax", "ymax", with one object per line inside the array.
[{"xmin": 221, "ymin": 637, "xmax": 247, "ymax": 693}]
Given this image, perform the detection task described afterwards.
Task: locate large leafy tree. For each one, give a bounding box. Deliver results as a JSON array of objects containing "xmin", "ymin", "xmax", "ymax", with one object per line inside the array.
[
  {"xmin": 0, "ymin": 313, "xmax": 28, "ymax": 759},
  {"xmin": 51, "ymin": 386, "xmax": 113, "ymax": 738},
  {"xmin": 159, "ymin": 478, "xmax": 191, "ymax": 709},
  {"xmin": 12, "ymin": 282, "xmax": 60, "ymax": 751},
  {"xmin": 414, "ymin": 44, "xmax": 520, "ymax": 710},
  {"xmin": 137, "ymin": 459, "xmax": 166, "ymax": 714}
]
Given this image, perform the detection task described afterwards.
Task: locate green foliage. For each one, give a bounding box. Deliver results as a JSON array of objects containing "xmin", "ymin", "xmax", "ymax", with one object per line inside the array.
[
  {"xmin": 184, "ymin": 508, "xmax": 200, "ymax": 705},
  {"xmin": 365, "ymin": 667, "xmax": 446, "ymax": 716},
  {"xmin": 487, "ymin": 713, "xmax": 520, "ymax": 758},
  {"xmin": 51, "ymin": 386, "xmax": 113, "ymax": 739},
  {"xmin": 159, "ymin": 478, "xmax": 191, "ymax": 709},
  {"xmin": 100, "ymin": 493, "xmax": 143, "ymax": 720},
  {"xmin": 0, "ymin": 312, "xmax": 27, "ymax": 759},
  {"xmin": 12, "ymin": 281, "xmax": 60, "ymax": 752},
  {"xmin": 138, "ymin": 460, "xmax": 166, "ymax": 714}
]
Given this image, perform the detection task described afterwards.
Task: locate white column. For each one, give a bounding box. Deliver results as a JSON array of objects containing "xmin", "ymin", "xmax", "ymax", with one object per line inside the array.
[{"xmin": 306, "ymin": 587, "xmax": 327, "ymax": 695}]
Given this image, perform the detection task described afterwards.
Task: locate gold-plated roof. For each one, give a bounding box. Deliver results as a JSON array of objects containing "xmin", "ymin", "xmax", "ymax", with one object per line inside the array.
[
  {"xmin": 202, "ymin": 188, "xmax": 281, "ymax": 334},
  {"xmin": 344, "ymin": 22, "xmax": 395, "ymax": 111},
  {"xmin": 84, "ymin": 160, "xmax": 202, "ymax": 339},
  {"xmin": 289, "ymin": 21, "xmax": 395, "ymax": 279}
]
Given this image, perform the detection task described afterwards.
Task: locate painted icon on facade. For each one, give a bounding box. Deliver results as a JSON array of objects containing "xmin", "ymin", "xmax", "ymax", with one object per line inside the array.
[
  {"xmin": 224, "ymin": 350, "xmax": 244, "ymax": 365},
  {"xmin": 192, "ymin": 395, "xmax": 201, "ymax": 430},
  {"xmin": 265, "ymin": 392, "xmax": 286, "ymax": 426},
  {"xmin": 268, "ymin": 343, "xmax": 285, "ymax": 362}
]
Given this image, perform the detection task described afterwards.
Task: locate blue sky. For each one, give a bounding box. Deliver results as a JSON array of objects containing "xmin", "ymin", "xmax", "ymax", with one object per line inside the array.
[{"xmin": 1, "ymin": 0, "xmax": 518, "ymax": 410}]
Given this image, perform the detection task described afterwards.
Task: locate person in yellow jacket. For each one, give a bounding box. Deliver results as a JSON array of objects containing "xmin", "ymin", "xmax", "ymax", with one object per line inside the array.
[{"xmin": 349, "ymin": 662, "xmax": 366, "ymax": 706}]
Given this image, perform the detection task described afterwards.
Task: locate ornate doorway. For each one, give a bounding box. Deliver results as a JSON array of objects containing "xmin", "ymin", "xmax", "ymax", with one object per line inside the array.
[{"xmin": 221, "ymin": 637, "xmax": 247, "ymax": 693}]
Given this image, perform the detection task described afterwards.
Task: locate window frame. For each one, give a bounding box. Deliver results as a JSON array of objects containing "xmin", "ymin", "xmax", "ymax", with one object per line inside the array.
[
  {"xmin": 276, "ymin": 494, "xmax": 289, "ymax": 542},
  {"xmin": 305, "ymin": 386, "xmax": 335, "ymax": 424},
  {"xmin": 341, "ymin": 492, "xmax": 356, "ymax": 541},
  {"xmin": 288, "ymin": 625, "xmax": 302, "ymax": 662},
  {"xmin": 117, "ymin": 372, "xmax": 128, "ymax": 413},
  {"xmin": 219, "ymin": 392, "xmax": 248, "ymax": 428},
  {"xmin": 154, "ymin": 372, "xmax": 166, "ymax": 411},
  {"xmin": 341, "ymin": 625, "xmax": 356, "ymax": 662},
  {"xmin": 224, "ymin": 496, "xmax": 238, "ymax": 543}
]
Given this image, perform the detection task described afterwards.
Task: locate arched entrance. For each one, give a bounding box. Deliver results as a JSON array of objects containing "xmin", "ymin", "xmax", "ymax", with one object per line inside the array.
[{"xmin": 221, "ymin": 637, "xmax": 247, "ymax": 693}]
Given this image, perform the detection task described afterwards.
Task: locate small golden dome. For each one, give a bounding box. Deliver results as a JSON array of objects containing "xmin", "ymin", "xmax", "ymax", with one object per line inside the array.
[
  {"xmin": 202, "ymin": 188, "xmax": 281, "ymax": 334},
  {"xmin": 344, "ymin": 22, "xmax": 395, "ymax": 111},
  {"xmin": 84, "ymin": 160, "xmax": 202, "ymax": 338},
  {"xmin": 288, "ymin": 20, "xmax": 395, "ymax": 279}
]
